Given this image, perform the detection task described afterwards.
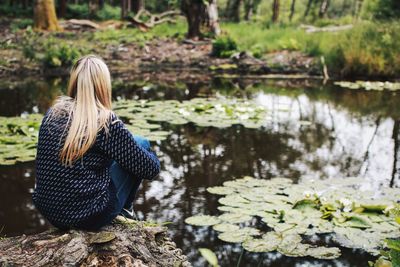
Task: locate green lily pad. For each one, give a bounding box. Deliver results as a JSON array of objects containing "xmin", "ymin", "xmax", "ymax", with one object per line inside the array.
[
  {"xmin": 207, "ymin": 186, "xmax": 236, "ymax": 195},
  {"xmin": 185, "ymin": 215, "xmax": 221, "ymax": 226},
  {"xmin": 242, "ymin": 231, "xmax": 282, "ymax": 252},
  {"xmin": 218, "ymin": 228, "xmax": 259, "ymax": 243},
  {"xmin": 212, "ymin": 223, "xmax": 240, "ymax": 232},
  {"xmin": 218, "ymin": 213, "xmax": 253, "ymax": 224},
  {"xmin": 306, "ymin": 246, "xmax": 341, "ymax": 259}
]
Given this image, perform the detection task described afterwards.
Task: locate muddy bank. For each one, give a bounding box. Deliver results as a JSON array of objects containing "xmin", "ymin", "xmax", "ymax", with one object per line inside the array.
[{"xmin": 0, "ymin": 19, "xmax": 323, "ymax": 80}]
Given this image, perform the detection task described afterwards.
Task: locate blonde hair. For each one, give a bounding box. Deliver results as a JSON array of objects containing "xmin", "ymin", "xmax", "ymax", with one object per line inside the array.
[{"xmin": 49, "ymin": 55, "xmax": 113, "ymax": 166}]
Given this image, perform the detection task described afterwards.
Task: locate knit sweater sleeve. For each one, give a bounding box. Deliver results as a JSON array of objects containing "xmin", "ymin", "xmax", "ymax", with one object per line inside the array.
[{"xmin": 96, "ymin": 114, "xmax": 161, "ymax": 180}]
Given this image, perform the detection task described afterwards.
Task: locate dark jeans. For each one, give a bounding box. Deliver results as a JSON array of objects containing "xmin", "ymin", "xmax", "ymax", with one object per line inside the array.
[
  {"xmin": 77, "ymin": 135, "xmax": 149, "ymax": 230},
  {"xmin": 108, "ymin": 135, "xmax": 150, "ymax": 216}
]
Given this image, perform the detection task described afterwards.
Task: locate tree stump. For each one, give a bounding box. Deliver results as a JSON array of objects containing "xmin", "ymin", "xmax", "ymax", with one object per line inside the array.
[{"xmin": 0, "ymin": 216, "xmax": 191, "ymax": 267}]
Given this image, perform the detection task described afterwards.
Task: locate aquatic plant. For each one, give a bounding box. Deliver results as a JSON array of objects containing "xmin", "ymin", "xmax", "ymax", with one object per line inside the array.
[
  {"xmin": 114, "ymin": 98, "xmax": 267, "ymax": 131},
  {"xmin": 0, "ymin": 114, "xmax": 41, "ymax": 165},
  {"xmin": 0, "ymin": 97, "xmax": 268, "ymax": 165},
  {"xmin": 334, "ymin": 81, "xmax": 400, "ymax": 91},
  {"xmin": 185, "ymin": 176, "xmax": 400, "ymax": 260}
]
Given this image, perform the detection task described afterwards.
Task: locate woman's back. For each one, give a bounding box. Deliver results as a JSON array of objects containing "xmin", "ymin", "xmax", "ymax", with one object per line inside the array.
[{"xmin": 33, "ymin": 55, "xmax": 160, "ymax": 230}]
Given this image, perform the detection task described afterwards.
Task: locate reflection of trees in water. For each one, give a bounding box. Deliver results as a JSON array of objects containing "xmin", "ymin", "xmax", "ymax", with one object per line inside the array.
[
  {"xmin": 135, "ymin": 120, "xmax": 376, "ymax": 266},
  {"xmin": 1, "ymin": 77, "xmax": 399, "ymax": 265},
  {"xmin": 391, "ymin": 120, "xmax": 400, "ymax": 187},
  {"xmin": 0, "ymin": 79, "xmax": 65, "ymax": 116},
  {"xmin": 0, "ymin": 162, "xmax": 49, "ymax": 237}
]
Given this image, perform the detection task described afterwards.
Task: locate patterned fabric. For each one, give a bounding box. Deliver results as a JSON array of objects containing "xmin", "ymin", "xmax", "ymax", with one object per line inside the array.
[{"xmin": 32, "ymin": 111, "xmax": 160, "ymax": 227}]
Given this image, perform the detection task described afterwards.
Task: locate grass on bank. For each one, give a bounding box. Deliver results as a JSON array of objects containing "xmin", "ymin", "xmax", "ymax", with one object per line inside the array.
[{"xmin": 222, "ymin": 21, "xmax": 400, "ymax": 78}]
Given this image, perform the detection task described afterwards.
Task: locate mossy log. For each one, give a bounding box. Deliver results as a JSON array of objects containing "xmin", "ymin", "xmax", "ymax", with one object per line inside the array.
[{"xmin": 0, "ymin": 216, "xmax": 191, "ymax": 267}]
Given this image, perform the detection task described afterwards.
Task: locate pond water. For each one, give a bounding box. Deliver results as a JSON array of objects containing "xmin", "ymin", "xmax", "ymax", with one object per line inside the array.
[{"xmin": 1, "ymin": 76, "xmax": 399, "ymax": 266}]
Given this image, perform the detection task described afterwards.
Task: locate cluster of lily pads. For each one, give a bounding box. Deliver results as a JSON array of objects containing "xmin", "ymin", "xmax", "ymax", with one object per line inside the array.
[
  {"xmin": 185, "ymin": 176, "xmax": 400, "ymax": 260},
  {"xmin": 0, "ymin": 114, "xmax": 42, "ymax": 165},
  {"xmin": 334, "ymin": 81, "xmax": 400, "ymax": 91},
  {"xmin": 0, "ymin": 98, "xmax": 268, "ymax": 165},
  {"xmin": 113, "ymin": 98, "xmax": 267, "ymax": 132}
]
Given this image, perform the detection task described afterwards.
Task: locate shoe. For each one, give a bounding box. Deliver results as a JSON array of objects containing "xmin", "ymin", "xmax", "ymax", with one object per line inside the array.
[{"xmin": 120, "ymin": 208, "xmax": 138, "ymax": 220}]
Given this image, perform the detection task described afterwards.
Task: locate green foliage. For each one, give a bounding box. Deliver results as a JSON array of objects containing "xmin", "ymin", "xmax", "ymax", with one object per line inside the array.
[
  {"xmin": 315, "ymin": 22, "xmax": 400, "ymax": 78},
  {"xmin": 21, "ymin": 29, "xmax": 39, "ymax": 61},
  {"xmin": 10, "ymin": 18, "xmax": 33, "ymax": 32},
  {"xmin": 66, "ymin": 3, "xmax": 120, "ymax": 20},
  {"xmin": 95, "ymin": 4, "xmax": 121, "ymax": 20},
  {"xmin": 199, "ymin": 248, "xmax": 219, "ymax": 267},
  {"xmin": 0, "ymin": 3, "xmax": 32, "ymax": 17},
  {"xmin": 223, "ymin": 23, "xmax": 308, "ymax": 55},
  {"xmin": 43, "ymin": 42, "xmax": 81, "ymax": 68},
  {"xmin": 224, "ymin": 20, "xmax": 400, "ymax": 78},
  {"xmin": 372, "ymin": 0, "xmax": 400, "ymax": 19},
  {"xmin": 211, "ymin": 35, "xmax": 238, "ymax": 58},
  {"xmin": 66, "ymin": 4, "xmax": 90, "ymax": 19}
]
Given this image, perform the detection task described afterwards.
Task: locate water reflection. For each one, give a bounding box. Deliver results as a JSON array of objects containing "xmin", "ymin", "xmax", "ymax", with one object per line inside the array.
[{"xmin": 0, "ymin": 77, "xmax": 399, "ymax": 266}]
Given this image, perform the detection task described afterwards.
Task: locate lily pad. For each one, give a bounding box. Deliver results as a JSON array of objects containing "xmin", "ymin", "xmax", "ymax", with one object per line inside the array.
[
  {"xmin": 207, "ymin": 186, "xmax": 236, "ymax": 195},
  {"xmin": 218, "ymin": 213, "xmax": 253, "ymax": 224},
  {"xmin": 185, "ymin": 215, "xmax": 221, "ymax": 226},
  {"xmin": 212, "ymin": 223, "xmax": 240, "ymax": 232},
  {"xmin": 242, "ymin": 231, "xmax": 282, "ymax": 252},
  {"xmin": 218, "ymin": 228, "xmax": 259, "ymax": 243}
]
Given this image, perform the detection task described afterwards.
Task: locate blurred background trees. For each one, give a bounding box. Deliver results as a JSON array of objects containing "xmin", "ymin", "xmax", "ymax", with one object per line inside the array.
[
  {"xmin": 4, "ymin": 0, "xmax": 399, "ymax": 33},
  {"xmin": 2, "ymin": 0, "xmax": 400, "ymax": 78}
]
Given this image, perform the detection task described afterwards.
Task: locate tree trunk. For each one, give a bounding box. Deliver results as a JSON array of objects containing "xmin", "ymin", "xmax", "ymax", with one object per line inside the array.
[
  {"xmin": 181, "ymin": 0, "xmax": 205, "ymax": 39},
  {"xmin": 289, "ymin": 0, "xmax": 296, "ymax": 21},
  {"xmin": 353, "ymin": 0, "xmax": 364, "ymax": 17},
  {"xmin": 319, "ymin": 0, "xmax": 330, "ymax": 18},
  {"xmin": 121, "ymin": 0, "xmax": 128, "ymax": 19},
  {"xmin": 226, "ymin": 0, "xmax": 241, "ymax": 22},
  {"xmin": 304, "ymin": 0, "xmax": 313, "ymax": 17},
  {"xmin": 272, "ymin": 0, "xmax": 279, "ymax": 23},
  {"xmin": 0, "ymin": 217, "xmax": 191, "ymax": 267},
  {"xmin": 132, "ymin": 0, "xmax": 144, "ymax": 13},
  {"xmin": 58, "ymin": 0, "xmax": 66, "ymax": 18},
  {"xmin": 33, "ymin": 0, "xmax": 62, "ymax": 31},
  {"xmin": 244, "ymin": 0, "xmax": 253, "ymax": 20},
  {"xmin": 207, "ymin": 0, "xmax": 221, "ymax": 36},
  {"xmin": 99, "ymin": 0, "xmax": 104, "ymax": 9},
  {"xmin": 88, "ymin": 0, "xmax": 99, "ymax": 17}
]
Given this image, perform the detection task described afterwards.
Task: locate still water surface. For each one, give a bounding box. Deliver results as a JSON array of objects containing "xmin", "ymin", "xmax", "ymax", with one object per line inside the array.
[{"xmin": 1, "ymin": 76, "xmax": 399, "ymax": 266}]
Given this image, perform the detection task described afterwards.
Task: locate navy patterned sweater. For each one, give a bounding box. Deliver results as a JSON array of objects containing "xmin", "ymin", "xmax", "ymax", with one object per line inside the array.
[{"xmin": 32, "ymin": 110, "xmax": 160, "ymax": 228}]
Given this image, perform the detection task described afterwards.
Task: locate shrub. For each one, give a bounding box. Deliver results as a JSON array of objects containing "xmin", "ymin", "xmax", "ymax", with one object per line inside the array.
[
  {"xmin": 10, "ymin": 18, "xmax": 33, "ymax": 32},
  {"xmin": 307, "ymin": 22, "xmax": 400, "ymax": 78},
  {"xmin": 43, "ymin": 42, "xmax": 81, "ymax": 68},
  {"xmin": 66, "ymin": 4, "xmax": 89, "ymax": 19},
  {"xmin": 95, "ymin": 4, "xmax": 120, "ymax": 20},
  {"xmin": 66, "ymin": 3, "xmax": 120, "ymax": 20},
  {"xmin": 211, "ymin": 35, "xmax": 238, "ymax": 58}
]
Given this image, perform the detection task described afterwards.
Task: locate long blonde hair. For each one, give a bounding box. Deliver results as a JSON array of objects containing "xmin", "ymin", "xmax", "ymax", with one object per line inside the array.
[{"xmin": 49, "ymin": 55, "xmax": 113, "ymax": 166}]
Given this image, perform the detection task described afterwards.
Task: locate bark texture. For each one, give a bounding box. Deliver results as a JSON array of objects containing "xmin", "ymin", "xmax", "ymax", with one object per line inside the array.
[
  {"xmin": 225, "ymin": 0, "xmax": 241, "ymax": 22},
  {"xmin": 289, "ymin": 0, "xmax": 296, "ymax": 21},
  {"xmin": 272, "ymin": 0, "xmax": 280, "ymax": 23},
  {"xmin": 88, "ymin": 0, "xmax": 99, "ymax": 17},
  {"xmin": 207, "ymin": 0, "xmax": 221, "ymax": 36},
  {"xmin": 181, "ymin": 0, "xmax": 205, "ymax": 39},
  {"xmin": 318, "ymin": 0, "xmax": 330, "ymax": 18},
  {"xmin": 132, "ymin": 0, "xmax": 144, "ymax": 13},
  {"xmin": 33, "ymin": 0, "xmax": 62, "ymax": 31},
  {"xmin": 0, "ymin": 217, "xmax": 191, "ymax": 267}
]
